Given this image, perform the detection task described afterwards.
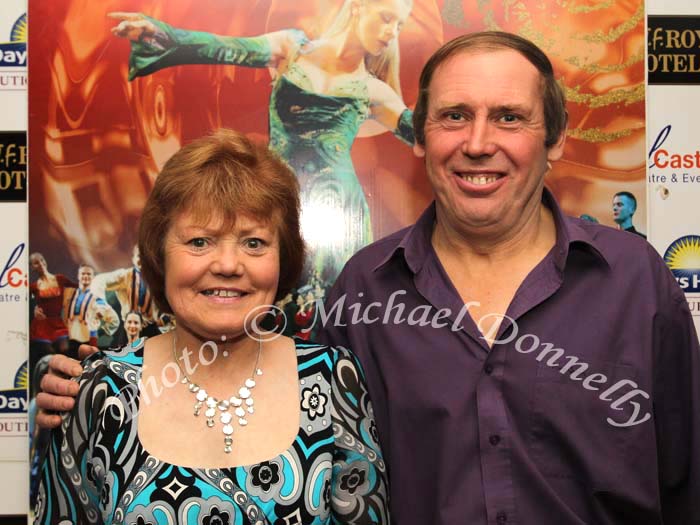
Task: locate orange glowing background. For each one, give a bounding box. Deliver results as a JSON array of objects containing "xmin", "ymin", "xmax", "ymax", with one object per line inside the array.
[{"xmin": 29, "ymin": 0, "xmax": 645, "ymax": 273}]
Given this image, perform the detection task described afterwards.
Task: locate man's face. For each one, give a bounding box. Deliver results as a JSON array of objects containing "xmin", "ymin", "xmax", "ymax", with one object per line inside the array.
[
  {"xmin": 612, "ymin": 195, "xmax": 635, "ymax": 225},
  {"xmin": 78, "ymin": 266, "xmax": 94, "ymax": 288},
  {"xmin": 413, "ymin": 49, "xmax": 565, "ymax": 236}
]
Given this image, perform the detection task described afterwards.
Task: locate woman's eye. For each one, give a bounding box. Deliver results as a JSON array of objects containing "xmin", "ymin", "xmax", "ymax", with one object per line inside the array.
[
  {"xmin": 188, "ymin": 238, "xmax": 208, "ymax": 249},
  {"xmin": 245, "ymin": 238, "xmax": 265, "ymax": 250}
]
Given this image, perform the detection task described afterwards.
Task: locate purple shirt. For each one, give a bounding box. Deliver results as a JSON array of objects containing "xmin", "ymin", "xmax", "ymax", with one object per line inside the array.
[{"xmin": 318, "ymin": 189, "xmax": 700, "ymax": 525}]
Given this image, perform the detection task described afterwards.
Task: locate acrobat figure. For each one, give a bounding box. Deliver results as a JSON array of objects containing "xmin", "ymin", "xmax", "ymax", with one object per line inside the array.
[
  {"xmin": 612, "ymin": 191, "xmax": 646, "ymax": 238},
  {"xmin": 63, "ymin": 264, "xmax": 119, "ymax": 358},
  {"xmin": 90, "ymin": 245, "xmax": 164, "ymax": 341}
]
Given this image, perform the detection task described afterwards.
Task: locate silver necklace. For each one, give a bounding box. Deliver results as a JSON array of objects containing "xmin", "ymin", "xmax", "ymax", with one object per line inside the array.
[{"xmin": 172, "ymin": 334, "xmax": 263, "ymax": 453}]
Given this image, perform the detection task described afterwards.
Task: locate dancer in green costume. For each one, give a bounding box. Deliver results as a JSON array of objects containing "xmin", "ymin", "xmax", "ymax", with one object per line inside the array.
[{"xmin": 110, "ymin": 0, "xmax": 414, "ymax": 287}]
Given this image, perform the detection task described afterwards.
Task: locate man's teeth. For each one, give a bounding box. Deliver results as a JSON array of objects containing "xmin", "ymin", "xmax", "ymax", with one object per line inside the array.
[
  {"xmin": 205, "ymin": 290, "xmax": 241, "ymax": 297},
  {"xmin": 461, "ymin": 174, "xmax": 498, "ymax": 185}
]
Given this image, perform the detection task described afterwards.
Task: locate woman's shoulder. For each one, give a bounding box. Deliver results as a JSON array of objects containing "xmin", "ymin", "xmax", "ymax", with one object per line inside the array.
[
  {"xmin": 293, "ymin": 337, "xmax": 364, "ymax": 372},
  {"xmin": 80, "ymin": 338, "xmax": 146, "ymax": 384}
]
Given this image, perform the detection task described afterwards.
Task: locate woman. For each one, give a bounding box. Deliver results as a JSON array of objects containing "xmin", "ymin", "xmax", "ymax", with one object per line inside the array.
[
  {"xmin": 29, "ymin": 253, "xmax": 77, "ymax": 374},
  {"xmin": 109, "ymin": 0, "xmax": 414, "ymax": 286},
  {"xmin": 124, "ymin": 310, "xmax": 144, "ymax": 345},
  {"xmin": 35, "ymin": 129, "xmax": 388, "ymax": 524}
]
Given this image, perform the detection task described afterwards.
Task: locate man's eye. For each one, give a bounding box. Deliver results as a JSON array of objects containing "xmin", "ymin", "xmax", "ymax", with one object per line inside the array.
[
  {"xmin": 446, "ymin": 112, "xmax": 463, "ymax": 121},
  {"xmin": 500, "ymin": 114, "xmax": 520, "ymax": 123}
]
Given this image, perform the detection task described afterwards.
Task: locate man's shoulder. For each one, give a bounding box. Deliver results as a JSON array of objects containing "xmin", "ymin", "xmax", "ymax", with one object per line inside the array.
[
  {"xmin": 341, "ymin": 225, "xmax": 412, "ymax": 275},
  {"xmin": 565, "ymin": 215, "xmax": 683, "ymax": 298},
  {"xmin": 566, "ymin": 214, "xmax": 651, "ymax": 260}
]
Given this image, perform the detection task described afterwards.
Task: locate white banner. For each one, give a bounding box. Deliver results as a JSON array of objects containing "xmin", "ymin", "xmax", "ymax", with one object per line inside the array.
[
  {"xmin": 647, "ymin": 1, "xmax": 700, "ymax": 335},
  {"xmin": 0, "ymin": 0, "xmax": 28, "ymax": 516}
]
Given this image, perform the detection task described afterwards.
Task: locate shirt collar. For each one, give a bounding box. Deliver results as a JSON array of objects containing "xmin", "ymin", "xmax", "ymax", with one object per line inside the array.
[{"xmin": 374, "ymin": 187, "xmax": 611, "ymax": 274}]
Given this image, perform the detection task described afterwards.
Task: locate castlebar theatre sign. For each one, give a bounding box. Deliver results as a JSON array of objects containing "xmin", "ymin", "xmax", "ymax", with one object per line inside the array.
[{"xmin": 648, "ymin": 16, "xmax": 700, "ymax": 84}]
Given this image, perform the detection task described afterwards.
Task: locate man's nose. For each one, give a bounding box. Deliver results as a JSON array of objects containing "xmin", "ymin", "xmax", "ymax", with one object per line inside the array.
[{"xmin": 461, "ymin": 119, "xmax": 496, "ymax": 158}]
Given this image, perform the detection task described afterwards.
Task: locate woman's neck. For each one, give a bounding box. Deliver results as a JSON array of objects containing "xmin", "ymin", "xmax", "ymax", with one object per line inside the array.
[
  {"xmin": 171, "ymin": 327, "xmax": 261, "ymax": 385},
  {"xmin": 325, "ymin": 29, "xmax": 367, "ymax": 75}
]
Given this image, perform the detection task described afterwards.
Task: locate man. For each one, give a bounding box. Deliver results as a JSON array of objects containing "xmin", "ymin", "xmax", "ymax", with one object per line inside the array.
[
  {"xmin": 63, "ymin": 264, "xmax": 119, "ymax": 357},
  {"xmin": 37, "ymin": 33, "xmax": 699, "ymax": 524},
  {"xmin": 612, "ymin": 190, "xmax": 646, "ymax": 238},
  {"xmin": 90, "ymin": 244, "xmax": 163, "ymax": 340}
]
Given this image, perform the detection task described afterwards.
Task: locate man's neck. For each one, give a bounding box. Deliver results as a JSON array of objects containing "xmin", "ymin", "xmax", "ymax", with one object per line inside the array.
[
  {"xmin": 431, "ymin": 203, "xmax": 556, "ymax": 272},
  {"xmin": 617, "ymin": 218, "xmax": 633, "ymax": 230}
]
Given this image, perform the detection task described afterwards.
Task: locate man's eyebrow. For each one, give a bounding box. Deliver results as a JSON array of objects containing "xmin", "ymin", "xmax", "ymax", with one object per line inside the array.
[
  {"xmin": 490, "ymin": 104, "xmax": 532, "ymax": 115},
  {"xmin": 432, "ymin": 102, "xmax": 471, "ymax": 113}
]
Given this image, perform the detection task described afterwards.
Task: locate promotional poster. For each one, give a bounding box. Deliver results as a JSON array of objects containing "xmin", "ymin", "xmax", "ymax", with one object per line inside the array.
[
  {"xmin": 647, "ymin": 2, "xmax": 700, "ymax": 334},
  {"xmin": 28, "ymin": 0, "xmax": 645, "ymax": 346},
  {"xmin": 0, "ymin": 0, "xmax": 28, "ymax": 515}
]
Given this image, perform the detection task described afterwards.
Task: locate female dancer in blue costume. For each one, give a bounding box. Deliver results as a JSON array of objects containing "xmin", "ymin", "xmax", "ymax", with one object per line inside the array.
[{"xmin": 110, "ymin": 0, "xmax": 414, "ymax": 287}]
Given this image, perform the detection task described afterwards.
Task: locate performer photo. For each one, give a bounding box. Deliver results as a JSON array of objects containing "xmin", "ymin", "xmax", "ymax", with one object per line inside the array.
[{"xmin": 109, "ymin": 0, "xmax": 415, "ymax": 289}]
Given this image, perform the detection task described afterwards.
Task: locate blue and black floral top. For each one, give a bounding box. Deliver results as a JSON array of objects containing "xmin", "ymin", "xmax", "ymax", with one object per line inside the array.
[{"xmin": 34, "ymin": 338, "xmax": 388, "ymax": 524}]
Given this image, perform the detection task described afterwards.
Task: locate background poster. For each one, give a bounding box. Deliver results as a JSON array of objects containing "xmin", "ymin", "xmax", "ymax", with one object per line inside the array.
[
  {"xmin": 0, "ymin": 0, "xmax": 27, "ymax": 515},
  {"xmin": 28, "ymin": 0, "xmax": 645, "ymax": 341},
  {"xmin": 646, "ymin": 1, "xmax": 700, "ymax": 335}
]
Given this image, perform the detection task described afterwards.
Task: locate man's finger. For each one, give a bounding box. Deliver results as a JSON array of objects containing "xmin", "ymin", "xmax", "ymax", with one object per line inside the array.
[
  {"xmin": 36, "ymin": 392, "xmax": 76, "ymax": 413},
  {"xmin": 40, "ymin": 373, "xmax": 79, "ymax": 398},
  {"xmin": 78, "ymin": 344, "xmax": 99, "ymax": 360},
  {"xmin": 48, "ymin": 354, "xmax": 83, "ymax": 378},
  {"xmin": 34, "ymin": 410, "xmax": 63, "ymax": 430}
]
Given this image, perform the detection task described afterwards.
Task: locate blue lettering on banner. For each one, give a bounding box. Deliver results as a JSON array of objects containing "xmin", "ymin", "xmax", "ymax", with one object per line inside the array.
[
  {"xmin": 664, "ymin": 236, "xmax": 700, "ymax": 293},
  {"xmin": 0, "ymin": 43, "xmax": 26, "ymax": 67},
  {"xmin": 0, "ymin": 389, "xmax": 26, "ymax": 413},
  {"xmin": 0, "ymin": 242, "xmax": 24, "ymax": 289}
]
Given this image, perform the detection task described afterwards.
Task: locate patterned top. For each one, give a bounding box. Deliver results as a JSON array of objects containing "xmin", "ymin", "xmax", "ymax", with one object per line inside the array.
[{"xmin": 35, "ymin": 338, "xmax": 388, "ymax": 524}]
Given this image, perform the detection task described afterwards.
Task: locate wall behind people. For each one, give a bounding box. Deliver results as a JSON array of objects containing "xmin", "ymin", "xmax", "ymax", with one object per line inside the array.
[
  {"xmin": 0, "ymin": 0, "xmax": 27, "ymax": 516},
  {"xmin": 647, "ymin": 0, "xmax": 700, "ymax": 335}
]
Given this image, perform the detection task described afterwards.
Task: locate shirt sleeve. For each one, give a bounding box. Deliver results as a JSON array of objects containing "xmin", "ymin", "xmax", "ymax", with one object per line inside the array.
[
  {"xmin": 33, "ymin": 357, "xmax": 106, "ymax": 525},
  {"xmin": 127, "ymin": 16, "xmax": 272, "ymax": 80},
  {"xmin": 653, "ymin": 286, "xmax": 700, "ymax": 524},
  {"xmin": 330, "ymin": 346, "xmax": 389, "ymax": 524}
]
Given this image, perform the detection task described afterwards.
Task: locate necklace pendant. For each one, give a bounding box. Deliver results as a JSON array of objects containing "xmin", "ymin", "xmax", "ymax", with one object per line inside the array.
[
  {"xmin": 224, "ymin": 436, "xmax": 233, "ymax": 454},
  {"xmin": 193, "ymin": 401, "xmax": 203, "ymax": 416},
  {"xmin": 206, "ymin": 417, "xmax": 215, "ymax": 428}
]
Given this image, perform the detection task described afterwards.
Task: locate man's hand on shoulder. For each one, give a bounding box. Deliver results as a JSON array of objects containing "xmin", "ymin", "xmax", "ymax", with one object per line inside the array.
[{"xmin": 35, "ymin": 347, "xmax": 98, "ymax": 429}]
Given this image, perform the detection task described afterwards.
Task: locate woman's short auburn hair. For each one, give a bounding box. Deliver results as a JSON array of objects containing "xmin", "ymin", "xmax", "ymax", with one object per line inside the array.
[{"xmin": 138, "ymin": 128, "xmax": 305, "ymax": 313}]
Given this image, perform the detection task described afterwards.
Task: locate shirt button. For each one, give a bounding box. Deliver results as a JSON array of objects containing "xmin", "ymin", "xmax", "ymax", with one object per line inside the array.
[
  {"xmin": 484, "ymin": 364, "xmax": 494, "ymax": 375},
  {"xmin": 496, "ymin": 511, "xmax": 507, "ymax": 523},
  {"xmin": 489, "ymin": 434, "xmax": 501, "ymax": 446}
]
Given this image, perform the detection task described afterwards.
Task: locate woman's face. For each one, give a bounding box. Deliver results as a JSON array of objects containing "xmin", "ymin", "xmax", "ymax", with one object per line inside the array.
[
  {"xmin": 30, "ymin": 254, "xmax": 48, "ymax": 275},
  {"xmin": 124, "ymin": 314, "xmax": 142, "ymax": 337},
  {"xmin": 163, "ymin": 211, "xmax": 280, "ymax": 342},
  {"xmin": 355, "ymin": 0, "xmax": 411, "ymax": 56}
]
